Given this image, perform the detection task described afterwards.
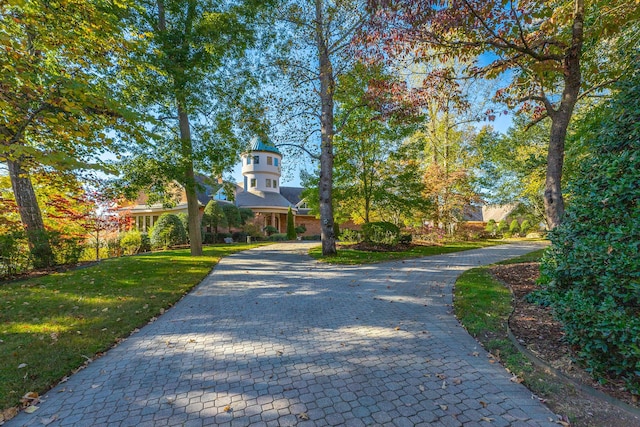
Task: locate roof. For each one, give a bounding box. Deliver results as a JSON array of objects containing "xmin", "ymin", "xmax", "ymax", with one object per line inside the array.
[
  {"xmin": 194, "ymin": 174, "xmax": 219, "ymax": 205},
  {"xmin": 279, "ymin": 186, "xmax": 304, "ymax": 205},
  {"xmin": 462, "ymin": 204, "xmax": 517, "ymax": 222},
  {"xmin": 249, "ymin": 136, "xmax": 281, "ymax": 155},
  {"xmin": 236, "ymin": 190, "xmax": 295, "ymax": 209}
]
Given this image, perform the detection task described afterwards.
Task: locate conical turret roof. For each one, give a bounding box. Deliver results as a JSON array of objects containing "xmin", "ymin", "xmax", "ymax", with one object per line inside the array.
[{"xmin": 249, "ymin": 136, "xmax": 281, "ymax": 154}]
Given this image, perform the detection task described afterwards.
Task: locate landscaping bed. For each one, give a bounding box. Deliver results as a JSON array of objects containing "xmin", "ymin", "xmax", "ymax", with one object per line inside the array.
[{"xmin": 489, "ymin": 262, "xmax": 640, "ymax": 426}]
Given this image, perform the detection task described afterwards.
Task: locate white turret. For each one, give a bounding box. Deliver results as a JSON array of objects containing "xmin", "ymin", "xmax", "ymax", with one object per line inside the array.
[{"xmin": 241, "ymin": 136, "xmax": 282, "ymax": 193}]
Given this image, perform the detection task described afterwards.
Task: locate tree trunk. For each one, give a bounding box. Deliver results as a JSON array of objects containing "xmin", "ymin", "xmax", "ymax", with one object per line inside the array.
[
  {"xmin": 544, "ymin": 0, "xmax": 584, "ymax": 229},
  {"xmin": 7, "ymin": 157, "xmax": 54, "ymax": 266},
  {"xmin": 177, "ymin": 98, "xmax": 204, "ymax": 256},
  {"xmin": 315, "ymin": 0, "xmax": 337, "ymax": 256}
]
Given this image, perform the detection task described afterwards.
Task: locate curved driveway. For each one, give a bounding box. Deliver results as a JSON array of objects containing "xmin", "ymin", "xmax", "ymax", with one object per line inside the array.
[{"xmin": 8, "ymin": 242, "xmax": 557, "ymax": 427}]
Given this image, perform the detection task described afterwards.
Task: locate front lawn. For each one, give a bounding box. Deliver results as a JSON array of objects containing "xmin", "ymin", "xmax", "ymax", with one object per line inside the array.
[
  {"xmin": 0, "ymin": 243, "xmax": 262, "ymax": 412},
  {"xmin": 309, "ymin": 240, "xmax": 504, "ymax": 264}
]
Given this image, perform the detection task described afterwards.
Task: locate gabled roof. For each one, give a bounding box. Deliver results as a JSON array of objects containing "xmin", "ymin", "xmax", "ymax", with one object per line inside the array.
[
  {"xmin": 279, "ymin": 186, "xmax": 304, "ymax": 205},
  {"xmin": 236, "ymin": 190, "xmax": 294, "ymax": 209}
]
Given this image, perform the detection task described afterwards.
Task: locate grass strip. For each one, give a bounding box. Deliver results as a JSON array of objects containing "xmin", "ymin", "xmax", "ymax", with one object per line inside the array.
[
  {"xmin": 0, "ymin": 243, "xmax": 262, "ymax": 411},
  {"xmin": 309, "ymin": 240, "xmax": 503, "ymax": 264},
  {"xmin": 453, "ymin": 251, "xmax": 565, "ymax": 403}
]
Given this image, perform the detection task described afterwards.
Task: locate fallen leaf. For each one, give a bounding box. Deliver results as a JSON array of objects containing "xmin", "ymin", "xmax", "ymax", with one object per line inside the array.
[
  {"xmin": 17, "ymin": 363, "xmax": 27, "ymax": 369},
  {"xmin": 419, "ymin": 385, "xmax": 425, "ymax": 392},
  {"xmin": 453, "ymin": 378, "xmax": 462, "ymax": 385},
  {"xmin": 480, "ymin": 416, "xmax": 494, "ymax": 422},
  {"xmin": 24, "ymin": 406, "xmax": 38, "ymax": 414},
  {"xmin": 298, "ymin": 412, "xmax": 309, "ymax": 420},
  {"xmin": 479, "ymin": 401, "xmax": 488, "ymax": 408},
  {"xmin": 441, "ymin": 380, "xmax": 447, "ymax": 389},
  {"xmin": 439, "ymin": 404, "xmax": 448, "ymax": 411},
  {"xmin": 91, "ymin": 384, "xmax": 100, "ymax": 389},
  {"xmin": 510, "ymin": 375, "xmax": 523, "ymax": 384},
  {"xmin": 435, "ymin": 373, "xmax": 446, "ymax": 379},
  {"xmin": 40, "ymin": 414, "xmax": 59, "ymax": 425},
  {"xmin": 223, "ymin": 405, "xmax": 232, "ymax": 412},
  {"xmin": 22, "ymin": 392, "xmax": 38, "ymax": 401}
]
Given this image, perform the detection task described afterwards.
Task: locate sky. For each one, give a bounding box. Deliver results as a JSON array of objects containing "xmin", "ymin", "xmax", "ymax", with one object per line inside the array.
[{"xmin": 229, "ymin": 110, "xmax": 514, "ymax": 189}]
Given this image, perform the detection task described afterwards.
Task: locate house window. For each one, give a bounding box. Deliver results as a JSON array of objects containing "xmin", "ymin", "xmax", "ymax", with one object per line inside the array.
[
  {"xmin": 267, "ymin": 156, "xmax": 273, "ymax": 165},
  {"xmin": 273, "ymin": 180, "xmax": 277, "ymax": 189},
  {"xmin": 250, "ymin": 178, "xmax": 256, "ymax": 187},
  {"xmin": 274, "ymin": 158, "xmax": 279, "ymax": 166},
  {"xmin": 266, "ymin": 179, "xmax": 272, "ymax": 188},
  {"xmin": 253, "ymin": 155, "xmax": 260, "ymax": 164},
  {"xmin": 214, "ymin": 188, "xmax": 227, "ymax": 201},
  {"xmin": 246, "ymin": 156, "xmax": 251, "ymax": 165}
]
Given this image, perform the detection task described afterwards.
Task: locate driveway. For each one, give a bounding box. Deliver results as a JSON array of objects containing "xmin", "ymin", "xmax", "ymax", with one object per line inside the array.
[{"xmin": 7, "ymin": 242, "xmax": 557, "ymax": 427}]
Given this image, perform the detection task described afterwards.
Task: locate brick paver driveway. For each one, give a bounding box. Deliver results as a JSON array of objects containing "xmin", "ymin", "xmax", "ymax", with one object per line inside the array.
[{"xmin": 8, "ymin": 242, "xmax": 557, "ymax": 427}]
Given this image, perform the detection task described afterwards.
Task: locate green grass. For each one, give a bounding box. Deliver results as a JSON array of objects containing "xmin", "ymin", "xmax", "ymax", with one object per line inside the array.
[
  {"xmin": 0, "ymin": 243, "xmax": 263, "ymax": 411},
  {"xmin": 496, "ymin": 247, "xmax": 548, "ymax": 265},
  {"xmin": 454, "ymin": 257, "xmax": 566, "ymax": 402},
  {"xmin": 309, "ymin": 240, "xmax": 503, "ymax": 264}
]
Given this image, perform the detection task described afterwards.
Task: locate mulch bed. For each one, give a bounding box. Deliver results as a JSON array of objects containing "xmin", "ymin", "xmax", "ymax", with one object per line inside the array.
[{"xmin": 490, "ymin": 262, "xmax": 640, "ymax": 413}]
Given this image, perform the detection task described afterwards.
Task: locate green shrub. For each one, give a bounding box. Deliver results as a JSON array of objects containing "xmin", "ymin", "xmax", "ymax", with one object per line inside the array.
[
  {"xmin": 496, "ymin": 220, "xmax": 508, "ymax": 235},
  {"xmin": 120, "ymin": 230, "xmax": 143, "ymax": 255},
  {"xmin": 263, "ymin": 225, "xmax": 278, "ymax": 236},
  {"xmin": 177, "ymin": 213, "xmax": 189, "ymax": 241},
  {"xmin": 484, "ymin": 219, "xmax": 497, "ymax": 235},
  {"xmin": 140, "ymin": 233, "xmax": 151, "ymax": 252},
  {"xmin": 537, "ymin": 68, "xmax": 640, "ymax": 394},
  {"xmin": 509, "ymin": 220, "xmax": 520, "ymax": 235},
  {"xmin": 150, "ymin": 213, "xmax": 188, "ymax": 250},
  {"xmin": 362, "ymin": 221, "xmax": 401, "ymax": 245},
  {"xmin": 286, "ymin": 207, "xmax": 296, "ymax": 240},
  {"xmin": 232, "ymin": 231, "xmax": 248, "ymax": 242},
  {"xmin": 399, "ymin": 233, "xmax": 412, "ymax": 244},
  {"xmin": 302, "ymin": 234, "xmax": 321, "ymax": 241},
  {"xmin": 49, "ymin": 233, "xmax": 84, "ymax": 265},
  {"xmin": 295, "ymin": 224, "xmax": 307, "ymax": 235},
  {"xmin": 520, "ymin": 220, "xmax": 532, "ymax": 236},
  {"xmin": 268, "ymin": 233, "xmax": 288, "ymax": 241},
  {"xmin": 340, "ymin": 229, "xmax": 362, "ymax": 242},
  {"xmin": 106, "ymin": 234, "xmax": 122, "ymax": 257},
  {"xmin": 0, "ymin": 230, "xmax": 31, "ymax": 277}
]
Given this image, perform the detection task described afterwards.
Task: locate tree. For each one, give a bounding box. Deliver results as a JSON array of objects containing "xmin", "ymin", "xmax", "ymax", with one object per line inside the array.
[
  {"xmin": 118, "ymin": 0, "xmax": 271, "ymax": 256},
  {"xmin": 332, "ymin": 62, "xmax": 424, "ymax": 225},
  {"xmin": 366, "ymin": 0, "xmax": 640, "ymax": 228},
  {"xmin": 270, "ymin": 0, "xmax": 368, "ymax": 255},
  {"xmin": 202, "ymin": 200, "xmax": 227, "ymax": 241},
  {"xmin": 1, "ymin": 0, "xmax": 140, "ymax": 265},
  {"xmin": 538, "ymin": 64, "xmax": 640, "ymax": 394},
  {"xmin": 286, "ymin": 206, "xmax": 296, "ymax": 240}
]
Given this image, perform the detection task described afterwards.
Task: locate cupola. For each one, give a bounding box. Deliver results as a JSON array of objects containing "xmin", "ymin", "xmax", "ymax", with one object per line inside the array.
[{"xmin": 241, "ymin": 136, "xmax": 282, "ymax": 193}]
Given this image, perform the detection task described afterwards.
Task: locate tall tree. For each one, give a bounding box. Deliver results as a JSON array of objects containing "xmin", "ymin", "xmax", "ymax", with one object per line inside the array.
[
  {"xmin": 119, "ymin": 0, "xmax": 271, "ymax": 256},
  {"xmin": 1, "ymin": 0, "xmax": 139, "ymax": 265},
  {"xmin": 366, "ymin": 0, "xmax": 640, "ymax": 228},
  {"xmin": 269, "ymin": 0, "xmax": 368, "ymax": 255},
  {"xmin": 332, "ymin": 62, "xmax": 423, "ymax": 225}
]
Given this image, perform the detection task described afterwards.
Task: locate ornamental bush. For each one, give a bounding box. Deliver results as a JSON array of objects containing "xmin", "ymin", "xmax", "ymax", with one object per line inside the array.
[
  {"xmin": 496, "ymin": 219, "xmax": 508, "ymax": 235},
  {"xmin": 509, "ymin": 219, "xmax": 520, "ymax": 235},
  {"xmin": 286, "ymin": 207, "xmax": 296, "ymax": 240},
  {"xmin": 520, "ymin": 220, "xmax": 532, "ymax": 236},
  {"xmin": 120, "ymin": 230, "xmax": 143, "ymax": 255},
  {"xmin": 536, "ymin": 68, "xmax": 640, "ymax": 394},
  {"xmin": 150, "ymin": 213, "xmax": 188, "ymax": 250},
  {"xmin": 362, "ymin": 221, "xmax": 400, "ymax": 245}
]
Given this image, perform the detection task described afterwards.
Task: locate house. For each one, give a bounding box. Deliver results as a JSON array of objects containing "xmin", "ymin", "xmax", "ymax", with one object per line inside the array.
[{"xmin": 120, "ymin": 136, "xmax": 322, "ymax": 236}]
